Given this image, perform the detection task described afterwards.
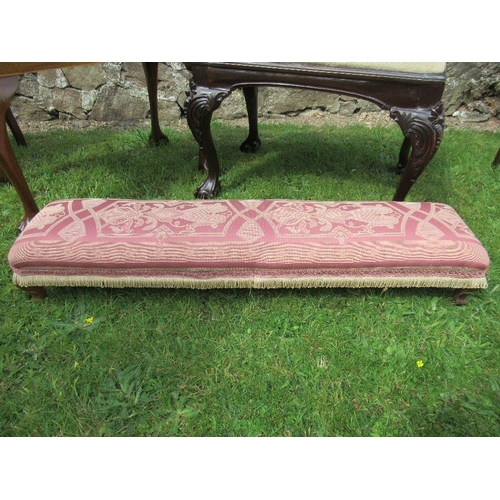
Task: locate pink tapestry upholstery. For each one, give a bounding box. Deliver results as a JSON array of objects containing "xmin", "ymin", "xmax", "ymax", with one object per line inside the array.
[{"xmin": 8, "ymin": 199, "xmax": 490, "ymax": 290}]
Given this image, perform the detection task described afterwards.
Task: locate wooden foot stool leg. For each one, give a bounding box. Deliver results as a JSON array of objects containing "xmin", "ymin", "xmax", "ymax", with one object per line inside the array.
[
  {"xmin": 18, "ymin": 285, "xmax": 47, "ymax": 300},
  {"xmin": 453, "ymin": 289, "xmax": 480, "ymax": 306}
]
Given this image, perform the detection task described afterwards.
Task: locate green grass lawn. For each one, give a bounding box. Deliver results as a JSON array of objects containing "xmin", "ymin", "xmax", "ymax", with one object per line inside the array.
[{"xmin": 1, "ymin": 120, "xmax": 499, "ymax": 436}]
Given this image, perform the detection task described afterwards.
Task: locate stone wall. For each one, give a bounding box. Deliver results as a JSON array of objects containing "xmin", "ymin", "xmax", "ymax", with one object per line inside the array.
[{"xmin": 10, "ymin": 62, "xmax": 500, "ymax": 126}]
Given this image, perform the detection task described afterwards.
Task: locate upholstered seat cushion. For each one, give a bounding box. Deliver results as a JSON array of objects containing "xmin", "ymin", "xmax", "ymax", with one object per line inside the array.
[
  {"xmin": 213, "ymin": 62, "xmax": 446, "ymax": 76},
  {"xmin": 307, "ymin": 62, "xmax": 446, "ymax": 74},
  {"xmin": 8, "ymin": 199, "xmax": 489, "ymax": 290}
]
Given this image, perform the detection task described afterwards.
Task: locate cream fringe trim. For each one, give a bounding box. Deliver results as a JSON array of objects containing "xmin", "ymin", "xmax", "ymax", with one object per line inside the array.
[{"xmin": 12, "ymin": 273, "xmax": 488, "ymax": 290}]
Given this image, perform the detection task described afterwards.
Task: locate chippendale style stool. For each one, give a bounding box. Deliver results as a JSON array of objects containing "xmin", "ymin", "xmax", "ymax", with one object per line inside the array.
[{"xmin": 183, "ymin": 62, "xmax": 446, "ymax": 200}]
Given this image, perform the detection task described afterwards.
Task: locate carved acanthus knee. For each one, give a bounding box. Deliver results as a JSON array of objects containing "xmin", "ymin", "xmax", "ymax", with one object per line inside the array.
[
  {"xmin": 185, "ymin": 81, "xmax": 230, "ymax": 145},
  {"xmin": 390, "ymin": 103, "xmax": 444, "ymax": 201},
  {"xmin": 390, "ymin": 103, "xmax": 444, "ymax": 181}
]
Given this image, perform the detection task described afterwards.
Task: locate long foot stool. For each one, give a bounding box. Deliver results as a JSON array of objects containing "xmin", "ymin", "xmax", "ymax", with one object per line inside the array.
[{"xmin": 8, "ymin": 198, "xmax": 489, "ymax": 304}]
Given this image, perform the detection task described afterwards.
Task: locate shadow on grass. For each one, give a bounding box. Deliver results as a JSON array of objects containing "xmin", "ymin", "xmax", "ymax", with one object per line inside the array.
[
  {"xmin": 214, "ymin": 122, "xmax": 449, "ymax": 201},
  {"xmin": 14, "ymin": 121, "xmax": 450, "ymax": 204}
]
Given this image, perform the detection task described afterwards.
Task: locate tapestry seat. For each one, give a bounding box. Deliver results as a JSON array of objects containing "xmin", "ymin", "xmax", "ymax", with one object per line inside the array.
[{"xmin": 8, "ymin": 198, "xmax": 489, "ymax": 303}]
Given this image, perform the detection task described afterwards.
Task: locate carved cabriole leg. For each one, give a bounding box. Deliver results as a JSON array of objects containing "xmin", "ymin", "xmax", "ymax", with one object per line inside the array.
[
  {"xmin": 142, "ymin": 62, "xmax": 169, "ymax": 145},
  {"xmin": 240, "ymin": 86, "xmax": 261, "ymax": 153},
  {"xmin": 185, "ymin": 82, "xmax": 230, "ymax": 199},
  {"xmin": 0, "ymin": 76, "xmax": 40, "ymax": 232},
  {"xmin": 390, "ymin": 103, "xmax": 444, "ymax": 201}
]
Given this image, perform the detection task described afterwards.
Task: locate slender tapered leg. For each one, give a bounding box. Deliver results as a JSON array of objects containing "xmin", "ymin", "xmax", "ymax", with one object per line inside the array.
[
  {"xmin": 142, "ymin": 62, "xmax": 169, "ymax": 145},
  {"xmin": 0, "ymin": 76, "xmax": 40, "ymax": 232},
  {"xmin": 1, "ymin": 107, "xmax": 27, "ymax": 183},
  {"xmin": 185, "ymin": 81, "xmax": 230, "ymax": 198},
  {"xmin": 6, "ymin": 107, "xmax": 27, "ymax": 147},
  {"xmin": 390, "ymin": 103, "xmax": 444, "ymax": 201},
  {"xmin": 240, "ymin": 86, "xmax": 261, "ymax": 153}
]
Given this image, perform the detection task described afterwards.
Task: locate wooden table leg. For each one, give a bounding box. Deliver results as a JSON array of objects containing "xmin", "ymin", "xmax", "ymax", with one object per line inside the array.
[
  {"xmin": 0, "ymin": 76, "xmax": 40, "ymax": 232},
  {"xmin": 142, "ymin": 62, "xmax": 169, "ymax": 145},
  {"xmin": 390, "ymin": 103, "xmax": 444, "ymax": 201},
  {"xmin": 1, "ymin": 107, "xmax": 27, "ymax": 182},
  {"xmin": 6, "ymin": 106, "xmax": 27, "ymax": 147}
]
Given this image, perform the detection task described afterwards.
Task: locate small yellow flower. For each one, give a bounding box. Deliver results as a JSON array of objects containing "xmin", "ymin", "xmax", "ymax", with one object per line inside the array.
[
  {"xmin": 416, "ymin": 360, "xmax": 424, "ymax": 368},
  {"xmin": 85, "ymin": 317, "xmax": 93, "ymax": 324}
]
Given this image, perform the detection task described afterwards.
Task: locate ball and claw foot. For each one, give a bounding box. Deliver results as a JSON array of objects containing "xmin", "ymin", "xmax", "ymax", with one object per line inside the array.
[
  {"xmin": 149, "ymin": 132, "xmax": 169, "ymax": 146},
  {"xmin": 194, "ymin": 178, "xmax": 221, "ymax": 199},
  {"xmin": 240, "ymin": 137, "xmax": 261, "ymax": 153}
]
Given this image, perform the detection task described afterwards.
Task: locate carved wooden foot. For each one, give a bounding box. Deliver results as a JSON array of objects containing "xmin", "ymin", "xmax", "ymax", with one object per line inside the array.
[
  {"xmin": 195, "ymin": 176, "xmax": 221, "ymax": 199},
  {"xmin": 0, "ymin": 76, "xmax": 40, "ymax": 231},
  {"xmin": 142, "ymin": 62, "xmax": 169, "ymax": 145},
  {"xmin": 452, "ymin": 289, "xmax": 479, "ymax": 306},
  {"xmin": 390, "ymin": 103, "xmax": 444, "ymax": 201},
  {"xmin": 240, "ymin": 87, "xmax": 261, "ymax": 153},
  {"xmin": 185, "ymin": 82, "xmax": 229, "ymax": 199},
  {"xmin": 194, "ymin": 147, "xmax": 221, "ymax": 198},
  {"xmin": 240, "ymin": 137, "xmax": 261, "ymax": 153}
]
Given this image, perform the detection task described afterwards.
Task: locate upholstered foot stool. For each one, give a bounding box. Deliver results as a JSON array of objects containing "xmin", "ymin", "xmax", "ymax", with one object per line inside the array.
[{"xmin": 8, "ymin": 198, "xmax": 489, "ymax": 304}]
